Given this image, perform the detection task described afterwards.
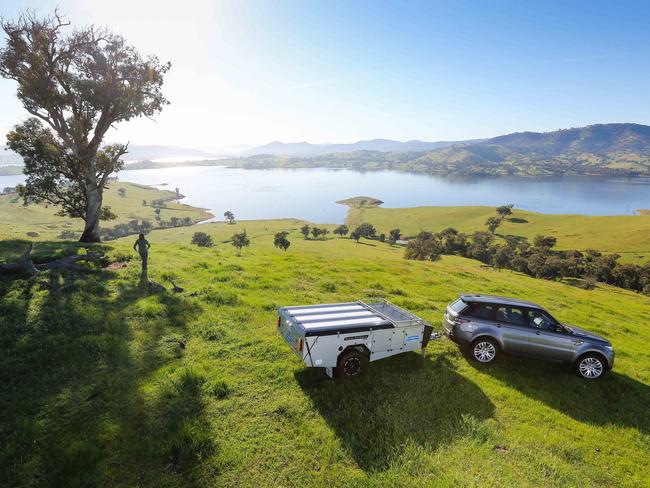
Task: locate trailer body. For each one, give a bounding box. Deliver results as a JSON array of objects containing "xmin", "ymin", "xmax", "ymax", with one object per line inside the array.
[{"xmin": 277, "ymin": 301, "xmax": 436, "ymax": 378}]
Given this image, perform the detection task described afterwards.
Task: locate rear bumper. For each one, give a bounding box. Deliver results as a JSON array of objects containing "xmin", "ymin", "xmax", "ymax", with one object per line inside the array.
[{"xmin": 442, "ymin": 320, "xmax": 472, "ymax": 344}]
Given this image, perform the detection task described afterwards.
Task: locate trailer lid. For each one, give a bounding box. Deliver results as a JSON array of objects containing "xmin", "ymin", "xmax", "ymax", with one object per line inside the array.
[{"xmin": 280, "ymin": 301, "xmax": 393, "ymax": 336}]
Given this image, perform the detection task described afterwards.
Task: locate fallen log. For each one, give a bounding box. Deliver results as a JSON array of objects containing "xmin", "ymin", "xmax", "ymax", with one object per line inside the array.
[{"xmin": 0, "ymin": 243, "xmax": 103, "ymax": 275}]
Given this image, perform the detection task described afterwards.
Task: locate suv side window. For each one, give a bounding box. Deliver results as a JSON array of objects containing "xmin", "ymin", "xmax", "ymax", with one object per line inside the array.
[
  {"xmin": 495, "ymin": 306, "xmax": 526, "ymax": 327},
  {"xmin": 465, "ymin": 303, "xmax": 496, "ymax": 320},
  {"xmin": 528, "ymin": 309, "xmax": 559, "ymax": 332}
]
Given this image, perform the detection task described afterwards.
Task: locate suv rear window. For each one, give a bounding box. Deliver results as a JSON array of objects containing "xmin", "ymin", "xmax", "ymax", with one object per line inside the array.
[
  {"xmin": 449, "ymin": 298, "xmax": 469, "ymax": 314},
  {"xmin": 466, "ymin": 303, "xmax": 497, "ymax": 320}
]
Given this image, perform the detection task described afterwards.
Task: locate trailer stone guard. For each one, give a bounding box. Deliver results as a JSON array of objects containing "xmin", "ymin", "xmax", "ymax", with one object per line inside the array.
[{"xmin": 277, "ymin": 300, "xmax": 439, "ymax": 378}]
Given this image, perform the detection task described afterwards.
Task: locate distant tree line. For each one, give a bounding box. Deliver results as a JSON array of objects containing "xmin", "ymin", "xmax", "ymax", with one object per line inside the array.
[
  {"xmin": 404, "ymin": 228, "xmax": 650, "ymax": 294},
  {"xmin": 100, "ymin": 216, "xmax": 194, "ymax": 240}
]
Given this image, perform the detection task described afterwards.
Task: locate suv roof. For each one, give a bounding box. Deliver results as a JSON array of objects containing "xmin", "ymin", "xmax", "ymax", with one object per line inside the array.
[{"xmin": 460, "ymin": 294, "xmax": 543, "ymax": 309}]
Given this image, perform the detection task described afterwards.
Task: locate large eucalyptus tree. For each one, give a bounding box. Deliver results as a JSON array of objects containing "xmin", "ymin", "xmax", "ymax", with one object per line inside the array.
[{"xmin": 1, "ymin": 11, "xmax": 170, "ymax": 242}]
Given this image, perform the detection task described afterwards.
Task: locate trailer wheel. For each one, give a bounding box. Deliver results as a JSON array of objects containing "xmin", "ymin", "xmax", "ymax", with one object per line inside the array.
[{"xmin": 337, "ymin": 349, "xmax": 368, "ymax": 378}]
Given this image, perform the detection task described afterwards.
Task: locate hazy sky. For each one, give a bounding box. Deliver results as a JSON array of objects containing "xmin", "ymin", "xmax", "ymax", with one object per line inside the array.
[{"xmin": 1, "ymin": 0, "xmax": 649, "ymax": 147}]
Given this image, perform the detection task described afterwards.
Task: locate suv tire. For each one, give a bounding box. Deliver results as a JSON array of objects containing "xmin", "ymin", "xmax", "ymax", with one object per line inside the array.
[
  {"xmin": 471, "ymin": 338, "xmax": 498, "ymax": 364},
  {"xmin": 337, "ymin": 349, "xmax": 368, "ymax": 378},
  {"xmin": 576, "ymin": 353, "xmax": 606, "ymax": 380}
]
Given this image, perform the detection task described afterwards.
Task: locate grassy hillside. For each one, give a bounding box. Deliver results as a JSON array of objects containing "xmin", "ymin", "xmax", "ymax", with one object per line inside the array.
[
  {"xmin": 0, "ymin": 181, "xmax": 212, "ymax": 241},
  {"xmin": 1, "ymin": 221, "xmax": 649, "ymax": 487},
  {"xmin": 347, "ymin": 205, "xmax": 650, "ymax": 263}
]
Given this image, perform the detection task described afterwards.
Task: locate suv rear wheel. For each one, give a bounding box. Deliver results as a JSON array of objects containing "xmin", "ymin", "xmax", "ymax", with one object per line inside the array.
[
  {"xmin": 337, "ymin": 349, "xmax": 368, "ymax": 378},
  {"xmin": 471, "ymin": 338, "xmax": 498, "ymax": 364},
  {"xmin": 576, "ymin": 354, "xmax": 605, "ymax": 380}
]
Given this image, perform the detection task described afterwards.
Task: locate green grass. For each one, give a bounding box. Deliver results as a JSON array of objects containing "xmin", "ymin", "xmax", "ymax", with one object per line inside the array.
[
  {"xmin": 0, "ymin": 181, "xmax": 212, "ymax": 241},
  {"xmin": 347, "ymin": 205, "xmax": 650, "ymax": 262},
  {"xmin": 1, "ymin": 219, "xmax": 649, "ymax": 487}
]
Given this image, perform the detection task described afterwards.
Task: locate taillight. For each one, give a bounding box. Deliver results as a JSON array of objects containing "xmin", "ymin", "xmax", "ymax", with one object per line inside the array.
[
  {"xmin": 451, "ymin": 316, "xmax": 470, "ymax": 325},
  {"xmin": 297, "ymin": 338, "xmax": 303, "ymax": 351},
  {"xmin": 277, "ymin": 316, "xmax": 281, "ymax": 327}
]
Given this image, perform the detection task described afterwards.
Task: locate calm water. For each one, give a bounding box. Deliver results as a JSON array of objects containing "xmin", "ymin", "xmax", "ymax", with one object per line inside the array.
[{"xmin": 2, "ymin": 166, "xmax": 649, "ymax": 223}]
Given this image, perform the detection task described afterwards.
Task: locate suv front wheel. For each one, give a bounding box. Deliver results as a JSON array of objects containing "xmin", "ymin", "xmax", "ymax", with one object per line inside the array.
[
  {"xmin": 576, "ymin": 354, "xmax": 605, "ymax": 380},
  {"xmin": 471, "ymin": 338, "xmax": 498, "ymax": 364}
]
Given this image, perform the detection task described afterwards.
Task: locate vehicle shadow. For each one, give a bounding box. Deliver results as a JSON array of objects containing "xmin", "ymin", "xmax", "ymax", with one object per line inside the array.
[
  {"xmin": 469, "ymin": 355, "xmax": 650, "ymax": 434},
  {"xmin": 295, "ymin": 353, "xmax": 494, "ymax": 472}
]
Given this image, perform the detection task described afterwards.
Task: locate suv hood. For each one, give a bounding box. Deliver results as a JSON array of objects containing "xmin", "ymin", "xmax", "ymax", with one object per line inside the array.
[{"xmin": 563, "ymin": 323, "xmax": 609, "ymax": 344}]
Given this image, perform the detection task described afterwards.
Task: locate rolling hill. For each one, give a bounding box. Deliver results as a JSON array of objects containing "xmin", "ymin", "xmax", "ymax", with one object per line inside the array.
[
  {"xmin": 1, "ymin": 218, "xmax": 649, "ymax": 486},
  {"xmin": 414, "ymin": 123, "xmax": 650, "ymax": 176}
]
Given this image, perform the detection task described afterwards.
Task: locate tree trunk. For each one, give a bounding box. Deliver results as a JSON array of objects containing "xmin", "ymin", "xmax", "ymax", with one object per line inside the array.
[{"xmin": 79, "ymin": 184, "xmax": 102, "ymax": 243}]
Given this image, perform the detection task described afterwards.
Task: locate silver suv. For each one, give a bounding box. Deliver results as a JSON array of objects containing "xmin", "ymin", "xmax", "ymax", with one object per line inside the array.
[{"xmin": 442, "ymin": 294, "xmax": 614, "ymax": 379}]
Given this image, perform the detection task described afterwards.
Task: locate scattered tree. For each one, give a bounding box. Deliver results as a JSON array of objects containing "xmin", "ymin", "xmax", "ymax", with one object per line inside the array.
[
  {"xmin": 333, "ymin": 224, "xmax": 349, "ymax": 237},
  {"xmin": 311, "ymin": 227, "xmax": 321, "ymax": 239},
  {"xmin": 224, "ymin": 210, "xmax": 235, "ymax": 224},
  {"xmin": 1, "ymin": 11, "xmax": 170, "ymax": 242},
  {"xmin": 485, "ymin": 216, "xmax": 502, "ymax": 233},
  {"xmin": 192, "ymin": 231, "xmax": 213, "ymax": 247},
  {"xmin": 274, "ymin": 231, "xmax": 290, "ymax": 251},
  {"xmin": 379, "ymin": 233, "xmax": 386, "ymax": 242},
  {"xmin": 496, "ymin": 204, "xmax": 514, "ymax": 217},
  {"xmin": 404, "ymin": 231, "xmax": 442, "ymax": 261},
  {"xmin": 300, "ymin": 224, "xmax": 310, "ymax": 239},
  {"xmin": 118, "ymin": 187, "xmax": 127, "ymax": 197},
  {"xmin": 350, "ymin": 229, "xmax": 361, "ymax": 242},
  {"xmin": 353, "ymin": 223, "xmax": 377, "ymax": 240},
  {"xmin": 175, "ymin": 187, "xmax": 180, "ymax": 197},
  {"xmin": 142, "ymin": 199, "xmax": 147, "ymax": 206},
  {"xmin": 231, "ymin": 231, "xmax": 250, "ymax": 255},
  {"xmin": 389, "ymin": 228, "xmax": 401, "ymax": 243}
]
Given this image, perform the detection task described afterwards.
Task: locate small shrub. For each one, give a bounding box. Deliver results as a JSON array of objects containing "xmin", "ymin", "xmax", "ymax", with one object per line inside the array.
[
  {"xmin": 192, "ymin": 232, "xmax": 214, "ymax": 247},
  {"xmin": 193, "ymin": 322, "xmax": 226, "ymax": 341},
  {"xmin": 26, "ymin": 231, "xmax": 39, "ymax": 237},
  {"xmin": 320, "ymin": 281, "xmax": 337, "ymax": 292},
  {"xmin": 166, "ymin": 419, "xmax": 213, "ymax": 469},
  {"xmin": 581, "ymin": 276, "xmax": 597, "ymax": 290},
  {"xmin": 160, "ymin": 271, "xmax": 179, "ymax": 282},
  {"xmin": 112, "ymin": 252, "xmax": 132, "ymax": 262},
  {"xmin": 58, "ymin": 229, "xmax": 77, "ymax": 239},
  {"xmin": 201, "ymin": 288, "xmax": 240, "ymax": 306},
  {"xmin": 204, "ymin": 379, "xmax": 231, "ymax": 399}
]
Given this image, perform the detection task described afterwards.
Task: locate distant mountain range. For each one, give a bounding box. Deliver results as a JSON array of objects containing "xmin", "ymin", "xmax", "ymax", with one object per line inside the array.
[
  {"xmin": 238, "ymin": 138, "xmax": 484, "ymax": 156},
  {"xmin": 3, "ymin": 123, "xmax": 650, "ymax": 177}
]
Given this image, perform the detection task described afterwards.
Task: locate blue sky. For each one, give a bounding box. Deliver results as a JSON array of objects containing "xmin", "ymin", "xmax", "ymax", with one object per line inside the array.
[{"xmin": 1, "ymin": 0, "xmax": 649, "ymax": 147}]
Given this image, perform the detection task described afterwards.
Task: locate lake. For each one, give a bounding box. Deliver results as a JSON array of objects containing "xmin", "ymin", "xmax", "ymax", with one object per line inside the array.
[{"xmin": 2, "ymin": 166, "xmax": 650, "ymax": 223}]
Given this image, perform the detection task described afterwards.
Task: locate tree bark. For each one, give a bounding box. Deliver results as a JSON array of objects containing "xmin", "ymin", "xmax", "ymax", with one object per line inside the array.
[{"xmin": 80, "ymin": 184, "xmax": 102, "ymax": 242}]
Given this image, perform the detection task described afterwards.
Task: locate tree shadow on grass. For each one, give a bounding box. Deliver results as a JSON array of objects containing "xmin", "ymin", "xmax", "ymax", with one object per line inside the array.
[
  {"xmin": 0, "ymin": 238, "xmax": 112, "ymax": 264},
  {"xmin": 0, "ymin": 246, "xmax": 211, "ymax": 487},
  {"xmin": 295, "ymin": 353, "xmax": 494, "ymax": 472},
  {"xmin": 468, "ymin": 355, "xmax": 650, "ymax": 434}
]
